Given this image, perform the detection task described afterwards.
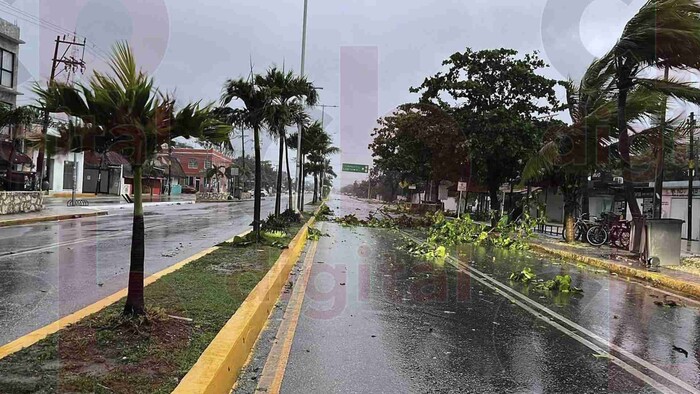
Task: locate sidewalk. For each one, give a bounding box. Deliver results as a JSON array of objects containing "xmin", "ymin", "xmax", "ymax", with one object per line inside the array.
[
  {"xmin": 0, "ymin": 206, "xmax": 107, "ymax": 227},
  {"xmin": 529, "ymin": 235, "xmax": 700, "ymax": 299}
]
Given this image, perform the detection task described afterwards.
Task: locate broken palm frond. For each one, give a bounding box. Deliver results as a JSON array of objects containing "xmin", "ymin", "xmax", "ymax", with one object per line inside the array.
[
  {"xmin": 308, "ymin": 227, "xmax": 329, "ymax": 241},
  {"xmin": 510, "ymin": 268, "xmax": 583, "ymax": 294}
]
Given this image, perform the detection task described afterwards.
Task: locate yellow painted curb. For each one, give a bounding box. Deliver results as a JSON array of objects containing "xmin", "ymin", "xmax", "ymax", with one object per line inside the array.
[
  {"xmin": 529, "ymin": 243, "xmax": 700, "ymax": 300},
  {"xmin": 173, "ymin": 207, "xmax": 323, "ymax": 394},
  {"xmin": 0, "ymin": 230, "xmax": 250, "ymax": 361}
]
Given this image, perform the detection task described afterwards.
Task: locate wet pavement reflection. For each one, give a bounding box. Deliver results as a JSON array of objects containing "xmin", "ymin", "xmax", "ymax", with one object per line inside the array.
[{"xmin": 281, "ymin": 196, "xmax": 699, "ymax": 393}]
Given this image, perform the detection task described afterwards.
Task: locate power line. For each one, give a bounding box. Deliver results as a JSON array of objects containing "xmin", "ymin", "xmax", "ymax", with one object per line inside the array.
[{"xmin": 0, "ymin": 4, "xmax": 112, "ymax": 63}]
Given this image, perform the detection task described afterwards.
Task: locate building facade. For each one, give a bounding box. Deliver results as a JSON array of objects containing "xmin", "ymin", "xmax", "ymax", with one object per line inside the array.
[
  {"xmin": 171, "ymin": 148, "xmax": 233, "ymax": 192},
  {"xmin": 0, "ymin": 17, "xmax": 22, "ymax": 107}
]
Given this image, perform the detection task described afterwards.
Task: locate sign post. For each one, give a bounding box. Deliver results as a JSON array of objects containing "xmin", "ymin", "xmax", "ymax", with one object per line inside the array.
[
  {"xmin": 457, "ymin": 181, "xmax": 467, "ymax": 218},
  {"xmin": 341, "ymin": 163, "xmax": 371, "ymax": 199}
]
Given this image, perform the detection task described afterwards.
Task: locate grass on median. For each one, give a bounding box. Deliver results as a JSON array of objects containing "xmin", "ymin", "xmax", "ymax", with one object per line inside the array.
[{"xmin": 0, "ymin": 220, "xmax": 306, "ymax": 394}]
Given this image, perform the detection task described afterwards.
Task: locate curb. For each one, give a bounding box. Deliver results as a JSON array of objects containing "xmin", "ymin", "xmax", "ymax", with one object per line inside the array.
[
  {"xmin": 0, "ymin": 229, "xmax": 249, "ymax": 361},
  {"xmin": 529, "ymin": 243, "xmax": 700, "ymax": 300},
  {"xmin": 173, "ymin": 206, "xmax": 322, "ymax": 394},
  {"xmin": 0, "ymin": 210, "xmax": 108, "ymax": 228}
]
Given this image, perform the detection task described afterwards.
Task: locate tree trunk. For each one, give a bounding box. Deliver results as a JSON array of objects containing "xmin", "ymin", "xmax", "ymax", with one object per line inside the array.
[
  {"xmin": 275, "ymin": 133, "xmax": 284, "ymax": 216},
  {"xmin": 488, "ymin": 182, "xmax": 501, "ymax": 227},
  {"xmin": 563, "ymin": 191, "xmax": 576, "ymax": 243},
  {"xmin": 285, "ymin": 139, "xmax": 293, "ymax": 211},
  {"xmin": 253, "ymin": 126, "xmax": 262, "ymax": 241},
  {"xmin": 617, "ymin": 73, "xmax": 643, "ymax": 252},
  {"xmin": 124, "ymin": 165, "xmax": 145, "ymax": 316},
  {"xmin": 300, "ymin": 160, "xmax": 305, "ymax": 211},
  {"xmin": 313, "ymin": 174, "xmax": 318, "ymax": 204}
]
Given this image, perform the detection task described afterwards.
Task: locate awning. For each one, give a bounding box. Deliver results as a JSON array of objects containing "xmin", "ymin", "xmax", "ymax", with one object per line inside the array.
[
  {"xmin": 84, "ymin": 151, "xmax": 130, "ymax": 167},
  {"xmin": 0, "ymin": 141, "xmax": 32, "ymax": 165}
]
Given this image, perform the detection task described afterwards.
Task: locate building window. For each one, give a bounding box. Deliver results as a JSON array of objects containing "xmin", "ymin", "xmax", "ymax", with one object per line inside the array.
[
  {"xmin": 188, "ymin": 158, "xmax": 198, "ymax": 169},
  {"xmin": 1, "ymin": 50, "xmax": 14, "ymax": 88},
  {"xmin": 204, "ymin": 160, "xmax": 212, "ymax": 169}
]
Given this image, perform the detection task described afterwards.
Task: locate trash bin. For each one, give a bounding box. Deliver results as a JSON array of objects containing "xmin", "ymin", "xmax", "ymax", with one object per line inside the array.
[{"xmin": 645, "ymin": 219, "xmax": 684, "ymax": 266}]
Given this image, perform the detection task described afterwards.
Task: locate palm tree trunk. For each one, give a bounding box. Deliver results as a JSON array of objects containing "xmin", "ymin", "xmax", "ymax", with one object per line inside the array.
[
  {"xmin": 617, "ymin": 73, "xmax": 643, "ymax": 252},
  {"xmin": 124, "ymin": 165, "xmax": 145, "ymax": 316},
  {"xmin": 275, "ymin": 133, "xmax": 284, "ymax": 216},
  {"xmin": 285, "ymin": 140, "xmax": 293, "ymax": 210},
  {"xmin": 313, "ymin": 174, "xmax": 318, "ymax": 203},
  {"xmin": 300, "ymin": 160, "xmax": 305, "ymax": 211},
  {"xmin": 253, "ymin": 126, "xmax": 262, "ymax": 241}
]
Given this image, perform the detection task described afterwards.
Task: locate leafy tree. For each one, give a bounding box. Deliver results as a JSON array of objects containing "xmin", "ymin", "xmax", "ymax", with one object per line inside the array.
[
  {"xmin": 411, "ymin": 48, "xmax": 561, "ymax": 220},
  {"xmin": 33, "ymin": 43, "xmax": 229, "ymax": 315},
  {"xmin": 369, "ymin": 103, "xmax": 465, "ymax": 201}
]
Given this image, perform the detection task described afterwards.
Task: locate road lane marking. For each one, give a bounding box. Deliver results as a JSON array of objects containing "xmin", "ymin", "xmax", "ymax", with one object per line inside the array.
[
  {"xmin": 401, "ymin": 232, "xmax": 698, "ymax": 394},
  {"xmin": 255, "ymin": 225, "xmax": 322, "ymax": 394}
]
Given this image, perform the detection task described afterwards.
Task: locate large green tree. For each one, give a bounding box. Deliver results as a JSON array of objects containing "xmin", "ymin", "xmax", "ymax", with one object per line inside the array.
[
  {"xmin": 412, "ymin": 48, "xmax": 561, "ymax": 219},
  {"xmin": 369, "ymin": 103, "xmax": 465, "ymax": 201},
  {"xmin": 34, "ymin": 43, "xmax": 229, "ymax": 315}
]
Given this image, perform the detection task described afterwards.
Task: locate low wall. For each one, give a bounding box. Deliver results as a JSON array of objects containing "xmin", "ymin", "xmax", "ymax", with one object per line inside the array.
[
  {"xmin": 0, "ymin": 191, "xmax": 43, "ymax": 215},
  {"xmin": 196, "ymin": 192, "xmax": 232, "ymax": 202}
]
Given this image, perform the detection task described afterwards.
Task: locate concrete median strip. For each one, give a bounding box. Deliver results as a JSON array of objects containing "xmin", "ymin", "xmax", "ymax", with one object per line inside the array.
[
  {"xmin": 529, "ymin": 242, "xmax": 700, "ymax": 300},
  {"xmin": 0, "ymin": 229, "xmax": 250, "ymax": 361},
  {"xmin": 172, "ymin": 208, "xmax": 321, "ymax": 394}
]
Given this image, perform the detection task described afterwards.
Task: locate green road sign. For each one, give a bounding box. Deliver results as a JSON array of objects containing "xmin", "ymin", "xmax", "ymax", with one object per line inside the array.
[{"xmin": 342, "ymin": 163, "xmax": 370, "ymax": 173}]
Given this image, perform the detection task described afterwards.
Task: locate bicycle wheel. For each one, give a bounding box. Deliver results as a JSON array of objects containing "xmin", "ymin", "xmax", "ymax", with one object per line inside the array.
[
  {"xmin": 617, "ymin": 229, "xmax": 630, "ymax": 249},
  {"xmin": 574, "ymin": 223, "xmax": 586, "ymax": 241},
  {"xmin": 586, "ymin": 225, "xmax": 608, "ymax": 246}
]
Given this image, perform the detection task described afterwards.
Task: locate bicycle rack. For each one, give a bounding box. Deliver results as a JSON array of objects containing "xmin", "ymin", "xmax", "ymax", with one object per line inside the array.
[{"xmin": 67, "ymin": 199, "xmax": 90, "ymax": 207}]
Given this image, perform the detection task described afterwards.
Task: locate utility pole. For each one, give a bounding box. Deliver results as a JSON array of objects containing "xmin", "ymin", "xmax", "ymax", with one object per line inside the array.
[
  {"xmin": 37, "ymin": 35, "xmax": 86, "ymax": 193},
  {"xmin": 241, "ymin": 124, "xmax": 245, "ymax": 196},
  {"xmin": 654, "ymin": 65, "xmax": 671, "ymax": 218},
  {"xmin": 688, "ymin": 112, "xmax": 696, "ymax": 241},
  {"xmin": 296, "ymin": 0, "xmax": 310, "ymax": 211},
  {"xmin": 167, "ymin": 133, "xmax": 173, "ymax": 197}
]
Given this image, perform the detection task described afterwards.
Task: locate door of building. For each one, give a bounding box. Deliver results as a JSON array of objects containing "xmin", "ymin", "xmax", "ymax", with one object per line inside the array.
[{"xmin": 63, "ymin": 161, "xmax": 75, "ymax": 190}]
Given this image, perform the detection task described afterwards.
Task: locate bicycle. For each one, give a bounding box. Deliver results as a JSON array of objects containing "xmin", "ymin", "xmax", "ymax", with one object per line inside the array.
[
  {"xmin": 586, "ymin": 212, "xmax": 631, "ymax": 249},
  {"xmin": 562, "ymin": 213, "xmax": 593, "ymax": 242}
]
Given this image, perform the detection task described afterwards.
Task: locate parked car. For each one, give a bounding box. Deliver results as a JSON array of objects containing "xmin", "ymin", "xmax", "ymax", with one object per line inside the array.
[{"xmin": 182, "ymin": 185, "xmax": 197, "ymax": 194}]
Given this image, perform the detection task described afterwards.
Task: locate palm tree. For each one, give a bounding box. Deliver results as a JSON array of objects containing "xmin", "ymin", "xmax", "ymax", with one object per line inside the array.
[
  {"xmin": 259, "ymin": 68, "xmax": 318, "ymax": 216},
  {"xmin": 222, "ymin": 75, "xmax": 271, "ymax": 240},
  {"xmin": 522, "ymin": 58, "xmax": 665, "ymax": 242},
  {"xmin": 602, "ymin": 0, "xmax": 700, "ymax": 250},
  {"xmin": 33, "ymin": 43, "xmax": 229, "ymax": 315},
  {"xmin": 206, "ymin": 165, "xmax": 227, "ymax": 193}
]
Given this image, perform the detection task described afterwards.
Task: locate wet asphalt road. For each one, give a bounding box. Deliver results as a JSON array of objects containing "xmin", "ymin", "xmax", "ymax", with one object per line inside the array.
[
  {"xmin": 279, "ymin": 196, "xmax": 700, "ymax": 393},
  {"xmin": 0, "ymin": 195, "xmax": 310, "ymax": 346}
]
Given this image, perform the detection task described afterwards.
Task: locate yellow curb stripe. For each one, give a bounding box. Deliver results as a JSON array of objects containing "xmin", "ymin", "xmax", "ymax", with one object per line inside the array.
[
  {"xmin": 0, "ymin": 229, "xmax": 251, "ymax": 361},
  {"xmin": 256, "ymin": 224, "xmax": 323, "ymax": 394},
  {"xmin": 529, "ymin": 243, "xmax": 700, "ymax": 300},
  {"xmin": 173, "ymin": 208, "xmax": 323, "ymax": 394}
]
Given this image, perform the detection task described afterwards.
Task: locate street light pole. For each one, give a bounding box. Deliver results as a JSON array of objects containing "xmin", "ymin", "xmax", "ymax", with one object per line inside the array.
[
  {"xmin": 296, "ymin": 0, "xmax": 309, "ymax": 211},
  {"xmin": 688, "ymin": 112, "xmax": 696, "ymax": 241}
]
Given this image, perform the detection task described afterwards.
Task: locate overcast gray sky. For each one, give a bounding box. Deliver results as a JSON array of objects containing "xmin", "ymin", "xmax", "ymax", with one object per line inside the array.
[{"xmin": 3, "ymin": 0, "xmax": 665, "ymax": 186}]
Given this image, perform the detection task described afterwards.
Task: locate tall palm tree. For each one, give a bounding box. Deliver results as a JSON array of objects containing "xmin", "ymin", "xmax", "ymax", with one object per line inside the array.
[
  {"xmin": 260, "ymin": 68, "xmax": 318, "ymax": 216},
  {"xmin": 222, "ymin": 75, "xmax": 271, "ymax": 240},
  {"xmin": 33, "ymin": 43, "xmax": 229, "ymax": 315},
  {"xmin": 523, "ymin": 57, "xmax": 665, "ymax": 242},
  {"xmin": 602, "ymin": 0, "xmax": 700, "ymax": 250}
]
